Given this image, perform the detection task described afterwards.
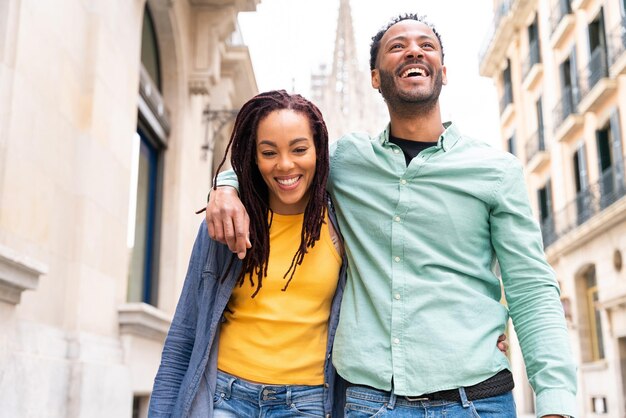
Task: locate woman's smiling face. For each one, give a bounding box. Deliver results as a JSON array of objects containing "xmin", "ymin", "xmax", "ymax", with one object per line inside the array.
[{"xmin": 255, "ymin": 109, "xmax": 316, "ymax": 215}]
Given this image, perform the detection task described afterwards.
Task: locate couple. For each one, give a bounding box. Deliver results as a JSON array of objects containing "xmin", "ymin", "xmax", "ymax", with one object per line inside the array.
[{"xmin": 149, "ymin": 14, "xmax": 577, "ymax": 418}]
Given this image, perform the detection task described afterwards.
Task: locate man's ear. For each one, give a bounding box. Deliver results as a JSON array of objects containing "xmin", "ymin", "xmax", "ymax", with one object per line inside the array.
[
  {"xmin": 442, "ymin": 65, "xmax": 448, "ymax": 86},
  {"xmin": 371, "ymin": 69, "xmax": 380, "ymax": 90}
]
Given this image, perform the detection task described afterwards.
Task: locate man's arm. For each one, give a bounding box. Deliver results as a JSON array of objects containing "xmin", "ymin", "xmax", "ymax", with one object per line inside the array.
[
  {"xmin": 205, "ymin": 170, "xmax": 250, "ymax": 259},
  {"xmin": 206, "ymin": 140, "xmax": 343, "ymax": 258},
  {"xmin": 490, "ymin": 159, "xmax": 577, "ymax": 417}
]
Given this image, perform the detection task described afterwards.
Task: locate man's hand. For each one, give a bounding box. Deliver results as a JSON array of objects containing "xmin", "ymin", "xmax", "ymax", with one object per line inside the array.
[
  {"xmin": 206, "ymin": 186, "xmax": 251, "ymax": 259},
  {"xmin": 497, "ymin": 334, "xmax": 508, "ymax": 354}
]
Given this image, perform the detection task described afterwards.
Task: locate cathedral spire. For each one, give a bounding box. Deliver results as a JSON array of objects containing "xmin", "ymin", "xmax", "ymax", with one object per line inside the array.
[{"xmin": 310, "ymin": 0, "xmax": 385, "ymax": 140}]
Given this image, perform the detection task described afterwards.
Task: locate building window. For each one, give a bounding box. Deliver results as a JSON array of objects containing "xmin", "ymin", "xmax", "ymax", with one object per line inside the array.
[
  {"xmin": 588, "ymin": 10, "xmax": 607, "ymax": 58},
  {"xmin": 127, "ymin": 5, "xmax": 166, "ymax": 306},
  {"xmin": 538, "ymin": 181, "xmax": 552, "ymax": 222},
  {"xmin": 500, "ymin": 59, "xmax": 513, "ymax": 114},
  {"xmin": 537, "ymin": 179, "xmax": 554, "ymax": 246},
  {"xmin": 507, "ymin": 133, "xmax": 516, "ymax": 156},
  {"xmin": 536, "ymin": 97, "xmax": 545, "ymax": 148},
  {"xmin": 596, "ymin": 121, "xmax": 616, "ymax": 209},
  {"xmin": 527, "ymin": 97, "xmax": 546, "ymax": 163},
  {"xmin": 141, "ymin": 6, "xmax": 161, "ymax": 90},
  {"xmin": 557, "ymin": 48, "xmax": 578, "ymax": 123},
  {"xmin": 575, "ymin": 266, "xmax": 605, "ymax": 362},
  {"xmin": 573, "ymin": 144, "xmax": 589, "ymax": 225},
  {"xmin": 128, "ymin": 130, "xmax": 162, "ymax": 305},
  {"xmin": 582, "ymin": 9, "xmax": 609, "ymax": 97},
  {"xmin": 528, "ymin": 15, "xmax": 540, "ymax": 62}
]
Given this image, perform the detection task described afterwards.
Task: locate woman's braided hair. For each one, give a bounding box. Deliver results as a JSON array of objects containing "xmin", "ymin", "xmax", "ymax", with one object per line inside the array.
[{"xmin": 213, "ymin": 90, "xmax": 330, "ymax": 297}]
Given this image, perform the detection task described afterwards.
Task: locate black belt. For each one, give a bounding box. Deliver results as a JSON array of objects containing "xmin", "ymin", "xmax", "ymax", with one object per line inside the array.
[{"xmin": 351, "ymin": 370, "xmax": 514, "ymax": 402}]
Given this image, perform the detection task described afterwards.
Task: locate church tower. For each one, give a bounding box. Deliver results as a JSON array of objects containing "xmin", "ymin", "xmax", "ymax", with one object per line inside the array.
[{"xmin": 311, "ymin": 0, "xmax": 385, "ymax": 141}]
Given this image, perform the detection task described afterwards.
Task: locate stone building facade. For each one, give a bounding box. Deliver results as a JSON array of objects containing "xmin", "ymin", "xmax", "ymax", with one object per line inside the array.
[
  {"xmin": 480, "ymin": 0, "xmax": 626, "ymax": 416},
  {"xmin": 0, "ymin": 0, "xmax": 260, "ymax": 416}
]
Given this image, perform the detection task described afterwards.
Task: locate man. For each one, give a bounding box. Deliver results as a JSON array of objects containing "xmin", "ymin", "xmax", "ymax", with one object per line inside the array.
[{"xmin": 206, "ymin": 14, "xmax": 576, "ymax": 417}]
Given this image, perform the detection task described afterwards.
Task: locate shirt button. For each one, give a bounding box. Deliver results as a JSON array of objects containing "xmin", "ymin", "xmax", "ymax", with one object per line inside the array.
[
  {"xmin": 394, "ymin": 293, "xmax": 401, "ymax": 300},
  {"xmin": 394, "ymin": 256, "xmax": 401, "ymax": 262},
  {"xmin": 394, "ymin": 148, "xmax": 400, "ymax": 154},
  {"xmin": 394, "ymin": 216, "xmax": 401, "ymax": 222},
  {"xmin": 393, "ymin": 338, "xmax": 400, "ymax": 344},
  {"xmin": 400, "ymin": 179, "xmax": 407, "ymax": 185}
]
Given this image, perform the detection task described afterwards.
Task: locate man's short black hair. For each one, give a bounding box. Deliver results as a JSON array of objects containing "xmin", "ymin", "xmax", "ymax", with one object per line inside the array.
[{"xmin": 369, "ymin": 13, "xmax": 444, "ymax": 71}]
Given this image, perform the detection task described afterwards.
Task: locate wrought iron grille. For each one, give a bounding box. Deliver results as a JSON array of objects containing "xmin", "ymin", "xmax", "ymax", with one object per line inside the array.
[
  {"xmin": 552, "ymin": 86, "xmax": 576, "ymax": 132},
  {"xmin": 578, "ymin": 47, "xmax": 609, "ymax": 101},
  {"xmin": 540, "ymin": 164, "xmax": 626, "ymax": 247}
]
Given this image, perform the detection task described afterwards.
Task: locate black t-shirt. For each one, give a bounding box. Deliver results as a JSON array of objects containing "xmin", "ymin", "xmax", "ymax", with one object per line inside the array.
[{"xmin": 388, "ymin": 134, "xmax": 438, "ymax": 166}]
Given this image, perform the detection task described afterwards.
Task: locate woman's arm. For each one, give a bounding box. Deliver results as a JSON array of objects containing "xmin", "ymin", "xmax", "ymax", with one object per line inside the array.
[{"xmin": 148, "ymin": 222, "xmax": 209, "ymax": 417}]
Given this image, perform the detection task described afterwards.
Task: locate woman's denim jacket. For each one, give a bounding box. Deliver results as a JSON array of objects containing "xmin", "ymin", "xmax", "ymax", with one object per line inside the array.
[{"xmin": 148, "ymin": 204, "xmax": 348, "ymax": 417}]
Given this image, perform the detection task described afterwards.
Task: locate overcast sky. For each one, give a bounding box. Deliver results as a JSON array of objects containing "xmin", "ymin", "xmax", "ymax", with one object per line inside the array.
[{"xmin": 238, "ymin": 0, "xmax": 501, "ymax": 147}]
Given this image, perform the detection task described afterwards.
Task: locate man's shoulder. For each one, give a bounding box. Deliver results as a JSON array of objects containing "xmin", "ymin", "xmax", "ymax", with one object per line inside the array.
[{"xmin": 331, "ymin": 130, "xmax": 381, "ymax": 162}]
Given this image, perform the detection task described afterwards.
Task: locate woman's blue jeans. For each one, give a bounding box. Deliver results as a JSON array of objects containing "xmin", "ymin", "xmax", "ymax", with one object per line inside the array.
[{"xmin": 212, "ymin": 370, "xmax": 326, "ymax": 417}]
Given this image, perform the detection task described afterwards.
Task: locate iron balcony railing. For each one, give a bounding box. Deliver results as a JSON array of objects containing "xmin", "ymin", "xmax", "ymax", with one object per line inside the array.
[
  {"xmin": 479, "ymin": 0, "xmax": 514, "ymax": 65},
  {"xmin": 499, "ymin": 84, "xmax": 514, "ymax": 115},
  {"xmin": 578, "ymin": 47, "xmax": 610, "ymax": 102},
  {"xmin": 523, "ymin": 38, "xmax": 542, "ymax": 80},
  {"xmin": 608, "ymin": 18, "xmax": 626, "ymax": 68},
  {"xmin": 540, "ymin": 164, "xmax": 626, "ymax": 247},
  {"xmin": 525, "ymin": 128, "xmax": 547, "ymax": 163},
  {"xmin": 552, "ymin": 86, "xmax": 577, "ymax": 132},
  {"xmin": 550, "ymin": 0, "xmax": 572, "ymax": 35}
]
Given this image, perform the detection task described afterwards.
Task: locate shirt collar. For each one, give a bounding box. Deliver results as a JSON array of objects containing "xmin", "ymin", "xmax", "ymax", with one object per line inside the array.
[{"xmin": 381, "ymin": 121, "xmax": 461, "ymax": 152}]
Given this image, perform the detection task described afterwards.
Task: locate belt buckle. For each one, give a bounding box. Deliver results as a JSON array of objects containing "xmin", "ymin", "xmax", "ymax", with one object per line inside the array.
[{"xmin": 404, "ymin": 395, "xmax": 430, "ymax": 401}]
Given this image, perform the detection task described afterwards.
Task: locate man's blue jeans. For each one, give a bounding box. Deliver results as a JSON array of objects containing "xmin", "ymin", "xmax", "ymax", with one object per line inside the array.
[
  {"xmin": 343, "ymin": 385, "xmax": 516, "ymax": 417},
  {"xmin": 212, "ymin": 370, "xmax": 326, "ymax": 417}
]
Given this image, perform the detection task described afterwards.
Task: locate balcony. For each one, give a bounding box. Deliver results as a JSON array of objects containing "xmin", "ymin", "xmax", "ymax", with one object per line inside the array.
[
  {"xmin": 479, "ymin": 0, "xmax": 539, "ymax": 77},
  {"xmin": 608, "ymin": 19, "xmax": 626, "ymax": 76},
  {"xmin": 525, "ymin": 128, "xmax": 550, "ymax": 172},
  {"xmin": 541, "ymin": 169, "xmax": 626, "ymax": 247},
  {"xmin": 542, "ymin": 164, "xmax": 626, "ymax": 248},
  {"xmin": 479, "ymin": 0, "xmax": 515, "ymax": 77},
  {"xmin": 552, "ymin": 86, "xmax": 583, "ymax": 142},
  {"xmin": 550, "ymin": 0, "xmax": 575, "ymax": 49},
  {"xmin": 522, "ymin": 39, "xmax": 543, "ymax": 90},
  {"xmin": 578, "ymin": 47, "xmax": 618, "ymax": 114}
]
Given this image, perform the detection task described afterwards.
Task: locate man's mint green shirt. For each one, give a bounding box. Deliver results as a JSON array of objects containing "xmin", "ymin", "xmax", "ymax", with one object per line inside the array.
[{"xmin": 216, "ymin": 123, "xmax": 577, "ymax": 417}]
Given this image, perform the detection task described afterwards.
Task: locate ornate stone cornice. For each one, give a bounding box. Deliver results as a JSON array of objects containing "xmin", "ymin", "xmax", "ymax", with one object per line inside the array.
[
  {"xmin": 0, "ymin": 244, "xmax": 47, "ymax": 305},
  {"xmin": 118, "ymin": 303, "xmax": 172, "ymax": 342}
]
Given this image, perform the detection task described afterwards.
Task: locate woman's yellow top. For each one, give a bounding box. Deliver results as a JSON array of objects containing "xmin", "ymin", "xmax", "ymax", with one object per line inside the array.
[{"xmin": 217, "ymin": 212, "xmax": 341, "ymax": 384}]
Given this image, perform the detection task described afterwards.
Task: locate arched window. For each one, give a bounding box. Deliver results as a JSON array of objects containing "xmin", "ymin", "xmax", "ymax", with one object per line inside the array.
[
  {"xmin": 576, "ymin": 265, "xmax": 605, "ymax": 362},
  {"xmin": 127, "ymin": 4, "xmax": 168, "ymax": 306},
  {"xmin": 141, "ymin": 6, "xmax": 161, "ymax": 90}
]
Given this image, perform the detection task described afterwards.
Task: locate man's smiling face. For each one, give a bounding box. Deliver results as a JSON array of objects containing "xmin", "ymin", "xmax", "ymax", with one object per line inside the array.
[{"xmin": 371, "ymin": 20, "xmax": 447, "ymax": 108}]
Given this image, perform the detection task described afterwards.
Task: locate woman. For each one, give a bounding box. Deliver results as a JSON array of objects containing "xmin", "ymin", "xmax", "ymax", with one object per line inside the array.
[{"xmin": 148, "ymin": 90, "xmax": 347, "ymax": 418}]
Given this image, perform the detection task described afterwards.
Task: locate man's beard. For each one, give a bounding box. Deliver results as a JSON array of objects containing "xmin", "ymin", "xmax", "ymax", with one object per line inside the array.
[{"xmin": 378, "ymin": 66, "xmax": 444, "ymax": 114}]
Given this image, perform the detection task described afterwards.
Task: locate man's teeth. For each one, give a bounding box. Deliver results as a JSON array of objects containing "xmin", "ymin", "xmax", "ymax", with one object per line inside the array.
[
  {"xmin": 277, "ymin": 176, "xmax": 300, "ymax": 186},
  {"xmin": 401, "ymin": 68, "xmax": 425, "ymax": 78}
]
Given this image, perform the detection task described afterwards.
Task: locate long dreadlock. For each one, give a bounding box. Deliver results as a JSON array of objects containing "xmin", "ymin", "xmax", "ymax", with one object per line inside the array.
[{"xmin": 213, "ymin": 90, "xmax": 330, "ymax": 297}]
